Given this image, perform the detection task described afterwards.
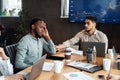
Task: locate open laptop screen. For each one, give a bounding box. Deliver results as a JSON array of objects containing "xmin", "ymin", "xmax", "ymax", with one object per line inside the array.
[
  {"xmin": 29, "ymin": 54, "xmax": 47, "ymax": 80},
  {"xmin": 80, "ymin": 42, "xmax": 105, "ymax": 57}
]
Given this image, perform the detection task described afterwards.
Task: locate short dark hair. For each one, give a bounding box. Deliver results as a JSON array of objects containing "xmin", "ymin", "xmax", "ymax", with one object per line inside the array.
[
  {"xmin": 30, "ymin": 17, "xmax": 43, "ymax": 31},
  {"xmin": 86, "ymin": 16, "xmax": 97, "ymax": 23}
]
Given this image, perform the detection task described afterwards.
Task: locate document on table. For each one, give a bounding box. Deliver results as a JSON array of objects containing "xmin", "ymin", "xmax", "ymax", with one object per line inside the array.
[
  {"xmin": 66, "ymin": 47, "xmax": 83, "ymax": 55},
  {"xmin": 67, "ymin": 61, "xmax": 96, "ymax": 70},
  {"xmin": 42, "ymin": 62, "xmax": 54, "ymax": 71},
  {"xmin": 63, "ymin": 72, "xmax": 94, "ymax": 80}
]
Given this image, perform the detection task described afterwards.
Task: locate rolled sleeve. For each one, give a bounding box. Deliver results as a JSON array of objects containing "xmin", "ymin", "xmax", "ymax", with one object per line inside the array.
[
  {"xmin": 0, "ymin": 58, "xmax": 13, "ymax": 75},
  {"xmin": 3, "ymin": 58, "xmax": 13, "ymax": 75},
  {"xmin": 63, "ymin": 32, "xmax": 81, "ymax": 47},
  {"xmin": 43, "ymin": 39, "xmax": 56, "ymax": 54},
  {"xmin": 63, "ymin": 40, "xmax": 71, "ymax": 47}
]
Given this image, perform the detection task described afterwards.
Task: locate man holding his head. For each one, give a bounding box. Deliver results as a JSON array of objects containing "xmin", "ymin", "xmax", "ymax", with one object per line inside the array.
[
  {"xmin": 15, "ymin": 18, "xmax": 56, "ymax": 69},
  {"xmin": 56, "ymin": 16, "xmax": 108, "ymax": 53}
]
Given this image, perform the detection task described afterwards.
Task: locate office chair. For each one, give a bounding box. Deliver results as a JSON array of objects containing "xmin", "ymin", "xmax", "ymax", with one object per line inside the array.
[{"xmin": 4, "ymin": 43, "xmax": 22, "ymax": 73}]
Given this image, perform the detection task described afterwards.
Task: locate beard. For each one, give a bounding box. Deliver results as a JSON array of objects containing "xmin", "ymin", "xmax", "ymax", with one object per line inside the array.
[
  {"xmin": 85, "ymin": 28, "xmax": 91, "ymax": 33},
  {"xmin": 85, "ymin": 29, "xmax": 90, "ymax": 33},
  {"xmin": 85, "ymin": 27, "xmax": 93, "ymax": 33},
  {"xmin": 34, "ymin": 29, "xmax": 41, "ymax": 38}
]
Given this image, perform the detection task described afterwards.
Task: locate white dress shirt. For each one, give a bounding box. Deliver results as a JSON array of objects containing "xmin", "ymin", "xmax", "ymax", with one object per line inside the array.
[{"xmin": 0, "ymin": 57, "xmax": 13, "ymax": 80}]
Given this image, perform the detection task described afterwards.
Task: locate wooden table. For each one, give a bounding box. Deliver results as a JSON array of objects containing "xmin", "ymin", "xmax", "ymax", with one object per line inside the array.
[{"xmin": 23, "ymin": 52, "xmax": 120, "ymax": 80}]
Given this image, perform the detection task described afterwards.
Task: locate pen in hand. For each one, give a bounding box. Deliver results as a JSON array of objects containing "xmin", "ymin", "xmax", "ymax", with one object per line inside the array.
[{"xmin": 107, "ymin": 63, "xmax": 112, "ymax": 80}]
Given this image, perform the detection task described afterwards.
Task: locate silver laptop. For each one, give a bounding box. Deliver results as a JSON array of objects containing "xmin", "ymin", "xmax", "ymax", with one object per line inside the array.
[
  {"xmin": 25, "ymin": 54, "xmax": 47, "ymax": 80},
  {"xmin": 80, "ymin": 42, "xmax": 105, "ymax": 57}
]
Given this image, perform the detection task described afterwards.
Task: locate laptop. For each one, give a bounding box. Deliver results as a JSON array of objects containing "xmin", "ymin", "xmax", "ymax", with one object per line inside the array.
[
  {"xmin": 80, "ymin": 42, "xmax": 106, "ymax": 57},
  {"xmin": 25, "ymin": 54, "xmax": 47, "ymax": 80}
]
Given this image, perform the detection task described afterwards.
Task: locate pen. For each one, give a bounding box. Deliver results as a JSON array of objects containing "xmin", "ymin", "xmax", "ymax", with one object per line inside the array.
[{"xmin": 107, "ymin": 63, "xmax": 112, "ymax": 80}]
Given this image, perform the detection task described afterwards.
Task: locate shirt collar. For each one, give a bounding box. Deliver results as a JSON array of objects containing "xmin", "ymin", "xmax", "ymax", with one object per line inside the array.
[
  {"xmin": 94, "ymin": 29, "xmax": 97, "ymax": 35},
  {"xmin": 29, "ymin": 33, "xmax": 39, "ymax": 40},
  {"xmin": 84, "ymin": 29, "xmax": 98, "ymax": 35}
]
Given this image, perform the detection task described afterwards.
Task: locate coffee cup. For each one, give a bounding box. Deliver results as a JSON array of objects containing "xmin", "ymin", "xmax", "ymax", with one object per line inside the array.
[
  {"xmin": 117, "ymin": 59, "xmax": 120, "ymax": 70},
  {"xmin": 108, "ymin": 49, "xmax": 114, "ymax": 58},
  {"xmin": 54, "ymin": 60, "xmax": 63, "ymax": 73},
  {"xmin": 103, "ymin": 58, "xmax": 111, "ymax": 71},
  {"xmin": 64, "ymin": 49, "xmax": 71, "ymax": 62}
]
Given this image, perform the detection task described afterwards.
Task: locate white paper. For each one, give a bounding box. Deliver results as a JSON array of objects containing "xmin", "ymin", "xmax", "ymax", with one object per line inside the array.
[
  {"xmin": 63, "ymin": 72, "xmax": 94, "ymax": 80},
  {"xmin": 42, "ymin": 62, "xmax": 54, "ymax": 71},
  {"xmin": 66, "ymin": 47, "xmax": 83, "ymax": 55},
  {"xmin": 67, "ymin": 61, "xmax": 96, "ymax": 70}
]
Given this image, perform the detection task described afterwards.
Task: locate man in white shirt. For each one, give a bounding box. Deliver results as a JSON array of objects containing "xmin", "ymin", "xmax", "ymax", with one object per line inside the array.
[
  {"xmin": 0, "ymin": 47, "xmax": 25, "ymax": 80},
  {"xmin": 56, "ymin": 16, "xmax": 108, "ymax": 53}
]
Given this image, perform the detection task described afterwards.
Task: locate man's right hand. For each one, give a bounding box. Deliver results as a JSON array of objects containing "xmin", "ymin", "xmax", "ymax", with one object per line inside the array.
[{"xmin": 55, "ymin": 44, "xmax": 66, "ymax": 52}]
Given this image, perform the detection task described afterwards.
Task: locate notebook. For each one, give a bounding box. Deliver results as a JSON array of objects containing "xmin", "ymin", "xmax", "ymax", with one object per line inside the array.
[
  {"xmin": 80, "ymin": 42, "xmax": 106, "ymax": 57},
  {"xmin": 25, "ymin": 54, "xmax": 47, "ymax": 80},
  {"xmin": 67, "ymin": 61, "xmax": 103, "ymax": 73}
]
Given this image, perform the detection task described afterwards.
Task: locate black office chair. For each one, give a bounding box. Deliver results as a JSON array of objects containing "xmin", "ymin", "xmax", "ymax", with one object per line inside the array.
[
  {"xmin": 4, "ymin": 43, "xmax": 22, "ymax": 73},
  {"xmin": 4, "ymin": 44, "xmax": 17, "ymax": 65}
]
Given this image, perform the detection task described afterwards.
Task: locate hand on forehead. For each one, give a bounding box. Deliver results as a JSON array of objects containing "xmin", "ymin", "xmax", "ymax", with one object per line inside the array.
[
  {"xmin": 37, "ymin": 21, "xmax": 46, "ymax": 28},
  {"xmin": 40, "ymin": 21, "xmax": 46, "ymax": 26}
]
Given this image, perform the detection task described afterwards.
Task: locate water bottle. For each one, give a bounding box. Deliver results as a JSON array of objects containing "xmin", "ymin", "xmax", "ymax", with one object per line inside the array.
[{"xmin": 92, "ymin": 46, "xmax": 97, "ymax": 62}]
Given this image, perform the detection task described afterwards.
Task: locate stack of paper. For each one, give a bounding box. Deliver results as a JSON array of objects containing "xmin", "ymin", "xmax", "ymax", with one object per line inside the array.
[{"xmin": 66, "ymin": 47, "xmax": 83, "ymax": 55}]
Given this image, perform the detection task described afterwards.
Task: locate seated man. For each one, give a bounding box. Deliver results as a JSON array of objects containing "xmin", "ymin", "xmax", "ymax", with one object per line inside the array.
[
  {"xmin": 56, "ymin": 16, "xmax": 108, "ymax": 53},
  {"xmin": 15, "ymin": 17, "xmax": 56, "ymax": 69},
  {"xmin": 0, "ymin": 47, "xmax": 25, "ymax": 80}
]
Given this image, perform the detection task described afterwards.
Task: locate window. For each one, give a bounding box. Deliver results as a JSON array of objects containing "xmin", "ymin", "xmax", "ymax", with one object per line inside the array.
[
  {"xmin": 61, "ymin": 0, "xmax": 69, "ymax": 18},
  {"xmin": 0, "ymin": 0, "xmax": 22, "ymax": 17}
]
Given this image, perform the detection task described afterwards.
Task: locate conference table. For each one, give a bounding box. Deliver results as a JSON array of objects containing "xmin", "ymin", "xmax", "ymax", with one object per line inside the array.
[{"xmin": 23, "ymin": 51, "xmax": 120, "ymax": 80}]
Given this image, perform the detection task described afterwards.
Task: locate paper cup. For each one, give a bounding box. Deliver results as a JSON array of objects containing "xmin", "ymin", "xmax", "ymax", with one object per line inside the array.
[
  {"xmin": 103, "ymin": 58, "xmax": 111, "ymax": 71},
  {"xmin": 54, "ymin": 60, "xmax": 63, "ymax": 73}
]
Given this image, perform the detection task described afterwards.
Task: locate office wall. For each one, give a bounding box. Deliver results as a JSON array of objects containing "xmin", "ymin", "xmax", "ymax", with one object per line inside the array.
[
  {"xmin": 22, "ymin": 0, "xmax": 84, "ymax": 44},
  {"xmin": 0, "ymin": 17, "xmax": 20, "ymax": 45}
]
